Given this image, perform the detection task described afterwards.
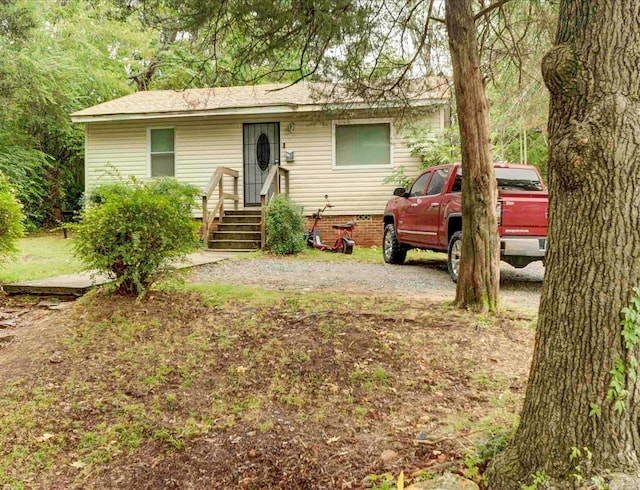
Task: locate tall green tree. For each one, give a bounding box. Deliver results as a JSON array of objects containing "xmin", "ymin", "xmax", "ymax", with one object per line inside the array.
[
  {"xmin": 0, "ymin": 0, "xmax": 310, "ymax": 227},
  {"xmin": 0, "ymin": 0, "xmax": 146, "ymax": 225},
  {"xmin": 490, "ymin": 2, "xmax": 640, "ymax": 487}
]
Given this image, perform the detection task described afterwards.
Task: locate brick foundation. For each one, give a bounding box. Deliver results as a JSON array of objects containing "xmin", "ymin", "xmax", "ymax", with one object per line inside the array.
[{"xmin": 305, "ymin": 214, "xmax": 383, "ymax": 247}]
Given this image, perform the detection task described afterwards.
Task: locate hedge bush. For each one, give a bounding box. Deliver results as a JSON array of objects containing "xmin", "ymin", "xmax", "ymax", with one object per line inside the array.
[
  {"xmin": 74, "ymin": 177, "xmax": 199, "ymax": 296},
  {"xmin": 0, "ymin": 173, "xmax": 25, "ymax": 260},
  {"xmin": 265, "ymin": 195, "xmax": 306, "ymax": 255}
]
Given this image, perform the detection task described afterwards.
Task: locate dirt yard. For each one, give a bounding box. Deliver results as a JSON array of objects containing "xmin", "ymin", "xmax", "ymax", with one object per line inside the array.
[{"xmin": 0, "ymin": 253, "xmax": 540, "ymax": 489}]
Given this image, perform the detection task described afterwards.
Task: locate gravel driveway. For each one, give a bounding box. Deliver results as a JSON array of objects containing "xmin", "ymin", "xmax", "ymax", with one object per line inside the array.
[{"xmin": 191, "ymin": 254, "xmax": 544, "ymax": 310}]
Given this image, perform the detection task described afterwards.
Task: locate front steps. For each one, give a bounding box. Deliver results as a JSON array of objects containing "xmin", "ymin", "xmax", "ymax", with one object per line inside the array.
[{"xmin": 208, "ymin": 209, "xmax": 262, "ymax": 250}]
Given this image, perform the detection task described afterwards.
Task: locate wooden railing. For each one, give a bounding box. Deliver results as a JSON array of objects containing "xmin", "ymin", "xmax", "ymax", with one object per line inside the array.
[
  {"xmin": 201, "ymin": 167, "xmax": 239, "ymax": 243},
  {"xmin": 260, "ymin": 166, "xmax": 290, "ymax": 249}
]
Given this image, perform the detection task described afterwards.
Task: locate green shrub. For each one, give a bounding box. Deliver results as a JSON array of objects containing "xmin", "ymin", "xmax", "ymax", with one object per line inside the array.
[
  {"xmin": 401, "ymin": 123, "xmax": 461, "ymax": 169},
  {"xmin": 0, "ymin": 146, "xmax": 53, "ymax": 228},
  {"xmin": 74, "ymin": 177, "xmax": 199, "ymax": 296},
  {"xmin": 266, "ymin": 195, "xmax": 305, "ymax": 255},
  {"xmin": 0, "ymin": 173, "xmax": 25, "ymax": 260}
]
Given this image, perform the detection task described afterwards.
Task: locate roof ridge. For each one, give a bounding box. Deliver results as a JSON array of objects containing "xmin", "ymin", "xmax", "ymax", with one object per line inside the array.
[{"xmin": 70, "ymin": 80, "xmax": 449, "ymax": 121}]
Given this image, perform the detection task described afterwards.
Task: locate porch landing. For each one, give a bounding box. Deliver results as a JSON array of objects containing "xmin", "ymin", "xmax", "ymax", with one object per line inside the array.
[{"xmin": 2, "ymin": 251, "xmax": 239, "ymax": 296}]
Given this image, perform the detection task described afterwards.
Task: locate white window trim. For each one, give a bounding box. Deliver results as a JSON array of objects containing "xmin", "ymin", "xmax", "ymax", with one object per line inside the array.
[
  {"xmin": 331, "ymin": 118, "xmax": 394, "ymax": 170},
  {"xmin": 147, "ymin": 126, "xmax": 176, "ymax": 178}
]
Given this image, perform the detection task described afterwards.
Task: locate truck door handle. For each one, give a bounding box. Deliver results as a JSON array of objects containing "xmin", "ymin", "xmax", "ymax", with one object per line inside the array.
[
  {"xmin": 430, "ymin": 203, "xmax": 439, "ymax": 208},
  {"xmin": 411, "ymin": 203, "xmax": 418, "ymax": 207}
]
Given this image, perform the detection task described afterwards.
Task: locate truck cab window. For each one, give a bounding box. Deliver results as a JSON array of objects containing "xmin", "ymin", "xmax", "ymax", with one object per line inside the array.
[
  {"xmin": 451, "ymin": 167, "xmax": 542, "ymax": 193},
  {"xmin": 495, "ymin": 168, "xmax": 543, "ymax": 191},
  {"xmin": 426, "ymin": 168, "xmax": 450, "ymax": 196},
  {"xmin": 409, "ymin": 172, "xmax": 430, "ymax": 197},
  {"xmin": 452, "ymin": 169, "xmax": 462, "ymax": 193}
]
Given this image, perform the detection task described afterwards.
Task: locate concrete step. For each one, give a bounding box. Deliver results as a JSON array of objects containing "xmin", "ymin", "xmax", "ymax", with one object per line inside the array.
[
  {"xmin": 209, "ymin": 239, "xmax": 261, "ymax": 250},
  {"xmin": 224, "ymin": 209, "xmax": 262, "ymax": 217},
  {"xmin": 221, "ymin": 215, "xmax": 262, "ymax": 224},
  {"xmin": 212, "ymin": 230, "xmax": 261, "ymax": 241},
  {"xmin": 217, "ymin": 223, "xmax": 261, "ymax": 232},
  {"xmin": 206, "ymin": 248, "xmax": 259, "ymax": 252}
]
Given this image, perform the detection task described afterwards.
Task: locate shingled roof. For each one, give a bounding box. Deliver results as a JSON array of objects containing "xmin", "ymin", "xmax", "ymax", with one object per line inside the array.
[{"xmin": 71, "ymin": 81, "xmax": 449, "ymax": 122}]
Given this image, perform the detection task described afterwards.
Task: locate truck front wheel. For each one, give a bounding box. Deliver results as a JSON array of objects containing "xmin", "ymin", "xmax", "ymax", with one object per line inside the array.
[
  {"xmin": 383, "ymin": 224, "xmax": 407, "ymax": 264},
  {"xmin": 447, "ymin": 231, "xmax": 462, "ymax": 283}
]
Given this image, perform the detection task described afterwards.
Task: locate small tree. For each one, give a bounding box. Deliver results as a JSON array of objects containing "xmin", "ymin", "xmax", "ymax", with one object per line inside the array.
[
  {"xmin": 0, "ymin": 173, "xmax": 25, "ymax": 260},
  {"xmin": 74, "ymin": 177, "xmax": 199, "ymax": 296},
  {"xmin": 266, "ymin": 195, "xmax": 306, "ymax": 255}
]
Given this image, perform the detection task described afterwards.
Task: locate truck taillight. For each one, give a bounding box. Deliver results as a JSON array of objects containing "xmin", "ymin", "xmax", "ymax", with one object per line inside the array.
[{"xmin": 496, "ymin": 200, "xmax": 503, "ymax": 226}]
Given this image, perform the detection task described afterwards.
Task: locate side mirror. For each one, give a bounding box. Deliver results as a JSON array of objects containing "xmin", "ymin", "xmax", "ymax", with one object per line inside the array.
[{"xmin": 393, "ymin": 187, "xmax": 407, "ymax": 197}]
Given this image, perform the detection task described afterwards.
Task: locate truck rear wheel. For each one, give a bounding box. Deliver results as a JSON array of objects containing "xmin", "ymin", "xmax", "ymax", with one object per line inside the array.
[
  {"xmin": 383, "ymin": 224, "xmax": 406, "ymax": 264},
  {"xmin": 447, "ymin": 231, "xmax": 462, "ymax": 283}
]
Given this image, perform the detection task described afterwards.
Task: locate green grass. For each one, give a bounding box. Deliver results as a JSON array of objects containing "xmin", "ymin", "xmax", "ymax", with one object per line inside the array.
[
  {"xmin": 0, "ymin": 234, "xmax": 85, "ymax": 283},
  {"xmin": 256, "ymin": 245, "xmax": 446, "ymax": 265},
  {"xmin": 0, "ymin": 236, "xmax": 445, "ymax": 285},
  {"xmin": 300, "ymin": 246, "xmax": 383, "ymax": 263}
]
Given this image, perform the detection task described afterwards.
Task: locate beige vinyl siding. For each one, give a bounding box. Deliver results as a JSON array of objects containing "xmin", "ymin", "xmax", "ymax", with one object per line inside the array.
[
  {"xmin": 85, "ymin": 122, "xmax": 149, "ymax": 186},
  {"xmin": 281, "ymin": 110, "xmax": 441, "ymax": 216},
  {"xmin": 84, "ymin": 107, "xmax": 444, "ymax": 216}
]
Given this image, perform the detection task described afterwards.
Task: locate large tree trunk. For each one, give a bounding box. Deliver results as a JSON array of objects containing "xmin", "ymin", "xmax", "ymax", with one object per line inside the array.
[
  {"xmin": 490, "ymin": 2, "xmax": 640, "ymax": 487},
  {"xmin": 445, "ymin": 0, "xmax": 500, "ymax": 312}
]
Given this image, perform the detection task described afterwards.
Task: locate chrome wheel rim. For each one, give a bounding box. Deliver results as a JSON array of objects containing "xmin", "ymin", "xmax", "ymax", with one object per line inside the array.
[
  {"xmin": 383, "ymin": 230, "xmax": 393, "ymax": 260},
  {"xmin": 451, "ymin": 239, "xmax": 462, "ymax": 277}
]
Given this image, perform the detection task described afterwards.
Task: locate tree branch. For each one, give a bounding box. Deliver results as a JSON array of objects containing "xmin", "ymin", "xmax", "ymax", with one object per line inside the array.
[{"xmin": 474, "ymin": 0, "xmax": 512, "ymax": 21}]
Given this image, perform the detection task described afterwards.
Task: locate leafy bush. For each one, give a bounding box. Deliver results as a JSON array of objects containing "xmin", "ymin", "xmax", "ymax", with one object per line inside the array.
[
  {"xmin": 401, "ymin": 123, "xmax": 461, "ymax": 169},
  {"xmin": 74, "ymin": 177, "xmax": 200, "ymax": 296},
  {"xmin": 0, "ymin": 146, "xmax": 53, "ymax": 228},
  {"xmin": 384, "ymin": 124, "xmax": 462, "ymax": 188},
  {"xmin": 0, "ymin": 173, "xmax": 25, "ymax": 260},
  {"xmin": 382, "ymin": 167, "xmax": 414, "ymax": 189},
  {"xmin": 399, "ymin": 123, "xmax": 548, "ymax": 186},
  {"xmin": 499, "ymin": 129, "xmax": 548, "ymax": 182},
  {"xmin": 266, "ymin": 195, "xmax": 305, "ymax": 255}
]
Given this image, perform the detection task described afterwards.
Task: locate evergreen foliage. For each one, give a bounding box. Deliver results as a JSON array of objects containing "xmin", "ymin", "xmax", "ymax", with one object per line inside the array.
[
  {"xmin": 402, "ymin": 123, "xmax": 462, "ymax": 169},
  {"xmin": 397, "ymin": 123, "xmax": 548, "ymax": 186},
  {"xmin": 74, "ymin": 178, "xmax": 199, "ymax": 296},
  {"xmin": 265, "ymin": 195, "xmax": 306, "ymax": 255},
  {"xmin": 0, "ymin": 173, "xmax": 25, "ymax": 261}
]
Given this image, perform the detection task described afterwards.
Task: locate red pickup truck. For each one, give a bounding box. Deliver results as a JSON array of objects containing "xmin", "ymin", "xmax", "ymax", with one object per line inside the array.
[{"xmin": 383, "ymin": 163, "xmax": 548, "ymax": 282}]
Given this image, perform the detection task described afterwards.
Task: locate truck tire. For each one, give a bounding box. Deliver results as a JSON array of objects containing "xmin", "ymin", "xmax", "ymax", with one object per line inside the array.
[
  {"xmin": 447, "ymin": 231, "xmax": 462, "ymax": 283},
  {"xmin": 383, "ymin": 224, "xmax": 407, "ymax": 264}
]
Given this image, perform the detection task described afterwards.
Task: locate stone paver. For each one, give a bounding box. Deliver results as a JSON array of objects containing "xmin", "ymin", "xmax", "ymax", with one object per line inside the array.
[{"xmin": 3, "ymin": 251, "xmax": 239, "ymax": 296}]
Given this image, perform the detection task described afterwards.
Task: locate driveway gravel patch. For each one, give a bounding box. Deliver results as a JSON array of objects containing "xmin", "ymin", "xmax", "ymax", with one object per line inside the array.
[{"xmin": 191, "ymin": 255, "xmax": 544, "ymax": 310}]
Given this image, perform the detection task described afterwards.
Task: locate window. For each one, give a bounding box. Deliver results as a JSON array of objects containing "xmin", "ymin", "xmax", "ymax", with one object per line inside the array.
[
  {"xmin": 334, "ymin": 122, "xmax": 391, "ymax": 167},
  {"xmin": 149, "ymin": 128, "xmax": 175, "ymax": 177},
  {"xmin": 426, "ymin": 168, "xmax": 450, "ymax": 196},
  {"xmin": 495, "ymin": 168, "xmax": 543, "ymax": 191},
  {"xmin": 452, "ymin": 170, "xmax": 462, "ymax": 192},
  {"xmin": 451, "ymin": 167, "xmax": 543, "ymax": 193},
  {"xmin": 409, "ymin": 172, "xmax": 430, "ymax": 197}
]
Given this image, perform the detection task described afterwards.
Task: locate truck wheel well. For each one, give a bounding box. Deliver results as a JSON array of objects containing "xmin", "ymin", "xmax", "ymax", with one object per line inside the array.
[
  {"xmin": 448, "ymin": 216, "xmax": 462, "ymax": 243},
  {"xmin": 383, "ymin": 215, "xmax": 395, "ymax": 227}
]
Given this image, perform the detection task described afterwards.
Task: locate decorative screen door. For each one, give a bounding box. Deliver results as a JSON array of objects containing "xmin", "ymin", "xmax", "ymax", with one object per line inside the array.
[{"xmin": 243, "ymin": 122, "xmax": 280, "ymax": 206}]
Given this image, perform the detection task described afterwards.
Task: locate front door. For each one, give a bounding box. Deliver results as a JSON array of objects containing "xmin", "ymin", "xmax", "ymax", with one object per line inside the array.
[{"xmin": 243, "ymin": 122, "xmax": 280, "ymax": 206}]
